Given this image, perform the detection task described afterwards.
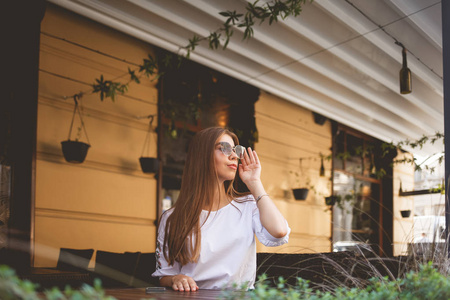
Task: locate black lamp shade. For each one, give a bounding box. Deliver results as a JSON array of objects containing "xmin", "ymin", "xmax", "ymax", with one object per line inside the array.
[{"xmin": 400, "ymin": 47, "xmax": 412, "ymax": 94}]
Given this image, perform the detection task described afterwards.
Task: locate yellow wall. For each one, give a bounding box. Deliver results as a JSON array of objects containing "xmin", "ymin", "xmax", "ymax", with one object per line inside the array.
[
  {"xmin": 36, "ymin": 4, "xmax": 158, "ymax": 267},
  {"xmin": 255, "ymin": 92, "xmax": 333, "ymax": 253},
  {"xmin": 392, "ymin": 151, "xmax": 415, "ymax": 256}
]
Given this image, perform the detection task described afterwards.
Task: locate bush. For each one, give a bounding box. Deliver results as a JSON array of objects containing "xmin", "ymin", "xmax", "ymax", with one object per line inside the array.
[
  {"xmin": 222, "ymin": 262, "xmax": 450, "ymax": 300},
  {"xmin": 0, "ymin": 265, "xmax": 116, "ymax": 300}
]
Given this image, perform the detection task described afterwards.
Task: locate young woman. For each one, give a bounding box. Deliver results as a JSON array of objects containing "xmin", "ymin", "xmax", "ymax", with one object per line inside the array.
[{"xmin": 152, "ymin": 127, "xmax": 290, "ymax": 291}]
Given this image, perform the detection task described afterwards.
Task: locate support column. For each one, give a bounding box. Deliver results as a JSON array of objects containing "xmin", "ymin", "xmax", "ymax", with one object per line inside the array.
[
  {"xmin": 443, "ymin": 1, "xmax": 450, "ymax": 253},
  {"xmin": 0, "ymin": 0, "xmax": 46, "ymax": 272}
]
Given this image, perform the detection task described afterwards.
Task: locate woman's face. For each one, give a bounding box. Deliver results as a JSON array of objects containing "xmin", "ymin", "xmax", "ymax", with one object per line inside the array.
[{"xmin": 214, "ymin": 134, "xmax": 239, "ymax": 183}]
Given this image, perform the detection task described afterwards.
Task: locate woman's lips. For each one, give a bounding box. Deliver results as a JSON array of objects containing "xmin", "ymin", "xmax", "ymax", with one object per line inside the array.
[{"xmin": 228, "ymin": 164, "xmax": 237, "ymax": 170}]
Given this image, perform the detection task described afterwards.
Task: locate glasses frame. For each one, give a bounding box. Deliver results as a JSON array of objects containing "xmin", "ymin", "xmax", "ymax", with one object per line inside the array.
[{"xmin": 217, "ymin": 142, "xmax": 245, "ymax": 158}]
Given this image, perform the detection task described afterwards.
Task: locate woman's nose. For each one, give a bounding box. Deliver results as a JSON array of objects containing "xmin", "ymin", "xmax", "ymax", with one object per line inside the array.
[{"xmin": 229, "ymin": 151, "xmax": 239, "ymax": 159}]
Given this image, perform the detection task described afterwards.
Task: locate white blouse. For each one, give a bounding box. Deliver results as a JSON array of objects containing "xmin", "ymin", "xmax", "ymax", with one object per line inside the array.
[{"xmin": 152, "ymin": 195, "xmax": 290, "ymax": 290}]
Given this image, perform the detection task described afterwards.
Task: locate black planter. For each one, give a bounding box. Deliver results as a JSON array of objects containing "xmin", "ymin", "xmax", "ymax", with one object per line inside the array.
[
  {"xmin": 61, "ymin": 140, "xmax": 90, "ymax": 163},
  {"xmin": 313, "ymin": 112, "xmax": 327, "ymax": 125},
  {"xmin": 400, "ymin": 210, "xmax": 411, "ymax": 218},
  {"xmin": 325, "ymin": 195, "xmax": 338, "ymax": 206},
  {"xmin": 292, "ymin": 188, "xmax": 309, "ymax": 200},
  {"xmin": 139, "ymin": 157, "xmax": 160, "ymax": 174}
]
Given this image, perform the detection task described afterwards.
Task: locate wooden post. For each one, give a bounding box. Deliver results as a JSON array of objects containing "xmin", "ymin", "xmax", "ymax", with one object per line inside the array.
[
  {"xmin": 443, "ymin": 0, "xmax": 450, "ymax": 256},
  {"xmin": 0, "ymin": 0, "xmax": 46, "ymax": 272}
]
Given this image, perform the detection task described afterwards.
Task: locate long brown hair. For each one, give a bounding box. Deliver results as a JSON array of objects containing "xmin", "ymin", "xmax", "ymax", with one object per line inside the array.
[{"xmin": 162, "ymin": 127, "xmax": 241, "ymax": 266}]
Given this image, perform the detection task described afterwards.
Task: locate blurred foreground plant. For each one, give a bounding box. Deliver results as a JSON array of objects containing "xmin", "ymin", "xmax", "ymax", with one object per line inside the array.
[
  {"xmin": 222, "ymin": 263, "xmax": 450, "ymax": 300},
  {"xmin": 0, "ymin": 265, "xmax": 117, "ymax": 300}
]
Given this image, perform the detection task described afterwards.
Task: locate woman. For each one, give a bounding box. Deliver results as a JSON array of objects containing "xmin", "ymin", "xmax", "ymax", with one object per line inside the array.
[{"xmin": 152, "ymin": 127, "xmax": 290, "ymax": 291}]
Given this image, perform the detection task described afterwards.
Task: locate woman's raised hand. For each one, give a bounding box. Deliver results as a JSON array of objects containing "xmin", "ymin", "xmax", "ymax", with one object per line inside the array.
[{"xmin": 238, "ymin": 147, "xmax": 262, "ymax": 186}]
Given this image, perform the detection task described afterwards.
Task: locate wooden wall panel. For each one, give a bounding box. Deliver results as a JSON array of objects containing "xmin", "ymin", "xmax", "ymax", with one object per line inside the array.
[
  {"xmin": 34, "ymin": 214, "xmax": 155, "ymax": 267},
  {"xmin": 256, "ymin": 91, "xmax": 332, "ymax": 253},
  {"xmin": 392, "ymin": 150, "xmax": 415, "ymax": 255},
  {"xmin": 35, "ymin": 4, "xmax": 158, "ymax": 267}
]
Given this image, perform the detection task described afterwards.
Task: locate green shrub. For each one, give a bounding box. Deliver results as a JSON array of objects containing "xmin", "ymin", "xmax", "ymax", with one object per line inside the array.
[
  {"xmin": 222, "ymin": 262, "xmax": 450, "ymax": 300},
  {"xmin": 0, "ymin": 265, "xmax": 116, "ymax": 300}
]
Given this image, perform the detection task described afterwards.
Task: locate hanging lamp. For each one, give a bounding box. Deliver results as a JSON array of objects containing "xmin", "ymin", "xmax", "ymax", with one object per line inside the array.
[
  {"xmin": 396, "ymin": 42, "xmax": 412, "ymax": 94},
  {"xmin": 319, "ymin": 155, "xmax": 325, "ymax": 177}
]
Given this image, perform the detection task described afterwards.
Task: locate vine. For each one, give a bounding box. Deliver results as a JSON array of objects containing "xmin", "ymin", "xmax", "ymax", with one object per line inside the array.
[
  {"xmin": 88, "ymin": 0, "xmax": 311, "ymax": 111},
  {"xmin": 382, "ymin": 132, "xmax": 445, "ymax": 173}
]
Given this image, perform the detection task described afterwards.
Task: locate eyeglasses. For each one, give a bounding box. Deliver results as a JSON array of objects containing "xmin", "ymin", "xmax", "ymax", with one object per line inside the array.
[{"xmin": 217, "ymin": 142, "xmax": 245, "ymax": 158}]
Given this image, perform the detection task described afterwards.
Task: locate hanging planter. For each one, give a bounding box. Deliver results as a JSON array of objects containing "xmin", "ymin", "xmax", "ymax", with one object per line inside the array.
[
  {"xmin": 325, "ymin": 195, "xmax": 339, "ymax": 206},
  {"xmin": 61, "ymin": 141, "xmax": 90, "ymax": 163},
  {"xmin": 312, "ymin": 112, "xmax": 327, "ymax": 125},
  {"xmin": 61, "ymin": 94, "xmax": 91, "ymax": 163},
  {"xmin": 139, "ymin": 157, "xmax": 159, "ymax": 173},
  {"xmin": 139, "ymin": 115, "xmax": 160, "ymax": 175},
  {"xmin": 400, "ymin": 210, "xmax": 411, "ymax": 218},
  {"xmin": 292, "ymin": 188, "xmax": 309, "ymax": 200},
  {"xmin": 291, "ymin": 158, "xmax": 312, "ymax": 201}
]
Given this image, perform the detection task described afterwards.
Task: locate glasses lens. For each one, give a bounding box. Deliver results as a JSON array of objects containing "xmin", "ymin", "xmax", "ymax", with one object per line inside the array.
[
  {"xmin": 235, "ymin": 145, "xmax": 245, "ymax": 158},
  {"xmin": 219, "ymin": 142, "xmax": 232, "ymax": 156}
]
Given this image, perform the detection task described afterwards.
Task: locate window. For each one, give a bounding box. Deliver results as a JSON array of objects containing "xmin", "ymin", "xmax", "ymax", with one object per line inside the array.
[{"xmin": 331, "ymin": 125, "xmax": 392, "ymax": 256}]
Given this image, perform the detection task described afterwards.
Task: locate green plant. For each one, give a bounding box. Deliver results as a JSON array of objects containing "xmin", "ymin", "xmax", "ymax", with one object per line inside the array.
[
  {"xmin": 183, "ymin": 0, "xmax": 310, "ymax": 58},
  {"xmin": 382, "ymin": 132, "xmax": 445, "ymax": 174},
  {"xmin": 60, "ymin": 0, "xmax": 311, "ymax": 143},
  {"xmin": 325, "ymin": 193, "xmax": 356, "ymax": 209},
  {"xmin": 0, "ymin": 265, "xmax": 118, "ymax": 300},
  {"xmin": 222, "ymin": 263, "xmax": 450, "ymax": 300},
  {"xmin": 87, "ymin": 0, "xmax": 311, "ymax": 102}
]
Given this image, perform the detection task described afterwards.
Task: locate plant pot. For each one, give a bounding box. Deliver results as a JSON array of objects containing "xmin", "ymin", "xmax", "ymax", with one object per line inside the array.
[
  {"xmin": 292, "ymin": 188, "xmax": 309, "ymax": 200},
  {"xmin": 61, "ymin": 140, "xmax": 90, "ymax": 163},
  {"xmin": 400, "ymin": 210, "xmax": 411, "ymax": 218},
  {"xmin": 139, "ymin": 157, "xmax": 160, "ymax": 174},
  {"xmin": 313, "ymin": 112, "xmax": 327, "ymax": 125},
  {"xmin": 325, "ymin": 195, "xmax": 338, "ymax": 206}
]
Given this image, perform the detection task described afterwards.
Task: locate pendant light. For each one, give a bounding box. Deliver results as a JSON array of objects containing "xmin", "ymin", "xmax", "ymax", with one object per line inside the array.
[
  {"xmin": 396, "ymin": 42, "xmax": 412, "ymax": 94},
  {"xmin": 319, "ymin": 154, "xmax": 325, "ymax": 177}
]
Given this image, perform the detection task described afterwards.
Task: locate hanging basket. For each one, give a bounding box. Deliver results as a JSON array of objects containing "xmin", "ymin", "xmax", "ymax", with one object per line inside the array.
[
  {"xmin": 139, "ymin": 157, "xmax": 159, "ymax": 174},
  {"xmin": 313, "ymin": 112, "xmax": 327, "ymax": 125},
  {"xmin": 139, "ymin": 115, "xmax": 159, "ymax": 174},
  {"xmin": 292, "ymin": 188, "xmax": 309, "ymax": 200},
  {"xmin": 61, "ymin": 94, "xmax": 91, "ymax": 164},
  {"xmin": 400, "ymin": 210, "xmax": 411, "ymax": 218},
  {"xmin": 325, "ymin": 195, "xmax": 338, "ymax": 206},
  {"xmin": 61, "ymin": 140, "xmax": 90, "ymax": 163}
]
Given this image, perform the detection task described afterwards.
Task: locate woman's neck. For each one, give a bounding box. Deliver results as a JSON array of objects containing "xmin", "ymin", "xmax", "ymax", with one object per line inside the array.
[{"xmin": 210, "ymin": 183, "xmax": 230, "ymax": 211}]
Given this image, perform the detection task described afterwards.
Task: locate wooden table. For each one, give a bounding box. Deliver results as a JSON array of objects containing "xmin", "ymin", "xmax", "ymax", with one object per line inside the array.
[{"xmin": 105, "ymin": 288, "xmax": 231, "ymax": 299}]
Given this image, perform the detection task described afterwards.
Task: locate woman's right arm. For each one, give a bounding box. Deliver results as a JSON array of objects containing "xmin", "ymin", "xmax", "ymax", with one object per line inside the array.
[
  {"xmin": 160, "ymin": 274, "xmax": 198, "ymax": 291},
  {"xmin": 153, "ymin": 212, "xmax": 198, "ymax": 291}
]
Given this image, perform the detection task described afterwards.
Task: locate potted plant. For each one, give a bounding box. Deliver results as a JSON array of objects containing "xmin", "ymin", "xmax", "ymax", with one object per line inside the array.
[
  {"xmin": 325, "ymin": 195, "xmax": 340, "ymax": 206},
  {"xmin": 61, "ymin": 140, "xmax": 90, "ymax": 164},
  {"xmin": 139, "ymin": 157, "xmax": 159, "ymax": 174},
  {"xmin": 400, "ymin": 210, "xmax": 411, "ymax": 218},
  {"xmin": 61, "ymin": 95, "xmax": 91, "ymax": 163},
  {"xmin": 139, "ymin": 115, "xmax": 160, "ymax": 174},
  {"xmin": 290, "ymin": 159, "xmax": 312, "ymax": 201}
]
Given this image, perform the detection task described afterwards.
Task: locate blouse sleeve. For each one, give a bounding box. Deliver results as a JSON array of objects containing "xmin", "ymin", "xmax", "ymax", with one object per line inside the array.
[
  {"xmin": 151, "ymin": 210, "xmax": 182, "ymax": 278},
  {"xmin": 251, "ymin": 200, "xmax": 291, "ymax": 247}
]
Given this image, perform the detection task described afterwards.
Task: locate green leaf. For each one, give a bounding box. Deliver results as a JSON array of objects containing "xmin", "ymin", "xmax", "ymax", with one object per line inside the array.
[{"xmin": 128, "ymin": 67, "xmax": 140, "ymax": 84}]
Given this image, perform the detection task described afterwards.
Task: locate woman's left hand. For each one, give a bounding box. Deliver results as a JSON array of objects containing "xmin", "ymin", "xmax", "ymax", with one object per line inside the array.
[{"xmin": 238, "ymin": 147, "xmax": 262, "ymax": 185}]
